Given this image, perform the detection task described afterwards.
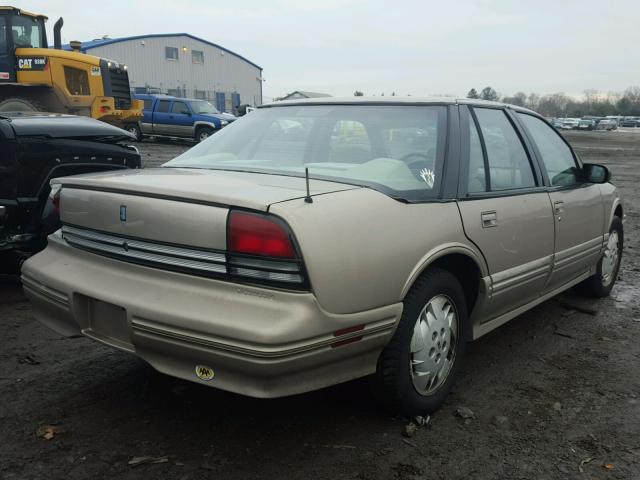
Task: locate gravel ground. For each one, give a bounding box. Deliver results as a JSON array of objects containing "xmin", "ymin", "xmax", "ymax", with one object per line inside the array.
[{"xmin": 1, "ymin": 131, "xmax": 639, "ymax": 480}]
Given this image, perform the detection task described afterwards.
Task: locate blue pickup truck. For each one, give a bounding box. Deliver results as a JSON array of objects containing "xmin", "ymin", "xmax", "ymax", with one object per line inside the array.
[{"xmin": 125, "ymin": 94, "xmax": 237, "ymax": 142}]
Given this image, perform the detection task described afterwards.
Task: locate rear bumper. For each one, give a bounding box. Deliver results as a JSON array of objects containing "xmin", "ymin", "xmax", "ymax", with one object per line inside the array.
[{"xmin": 22, "ymin": 235, "xmax": 401, "ymax": 397}]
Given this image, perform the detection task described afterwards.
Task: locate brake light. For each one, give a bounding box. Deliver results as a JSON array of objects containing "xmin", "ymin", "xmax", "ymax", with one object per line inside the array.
[{"xmin": 228, "ymin": 211, "xmax": 295, "ymax": 258}]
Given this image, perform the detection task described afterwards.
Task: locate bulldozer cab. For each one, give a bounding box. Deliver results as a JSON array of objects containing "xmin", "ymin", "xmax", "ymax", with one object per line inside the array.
[{"xmin": 0, "ymin": 7, "xmax": 47, "ymax": 83}]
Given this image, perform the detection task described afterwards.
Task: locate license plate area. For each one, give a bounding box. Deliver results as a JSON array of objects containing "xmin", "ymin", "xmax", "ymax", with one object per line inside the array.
[{"xmin": 76, "ymin": 294, "xmax": 134, "ymax": 352}]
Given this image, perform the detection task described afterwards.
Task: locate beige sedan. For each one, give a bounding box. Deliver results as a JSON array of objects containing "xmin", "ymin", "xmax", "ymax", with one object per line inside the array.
[{"xmin": 22, "ymin": 98, "xmax": 623, "ymax": 415}]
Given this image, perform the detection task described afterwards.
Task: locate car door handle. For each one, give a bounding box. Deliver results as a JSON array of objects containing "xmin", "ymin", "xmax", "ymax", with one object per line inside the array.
[
  {"xmin": 554, "ymin": 201, "xmax": 564, "ymax": 214},
  {"xmin": 481, "ymin": 211, "xmax": 497, "ymax": 228}
]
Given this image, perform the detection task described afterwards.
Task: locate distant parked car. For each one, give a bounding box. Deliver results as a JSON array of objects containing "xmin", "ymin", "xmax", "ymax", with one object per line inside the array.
[
  {"xmin": 577, "ymin": 119, "xmax": 596, "ymax": 131},
  {"xmin": 551, "ymin": 118, "xmax": 564, "ymax": 129},
  {"xmin": 23, "ymin": 98, "xmax": 623, "ymax": 415},
  {"xmin": 596, "ymin": 119, "xmax": 618, "ymax": 131},
  {"xmin": 619, "ymin": 117, "xmax": 640, "ymax": 128},
  {"xmin": 127, "ymin": 94, "xmax": 237, "ymax": 143},
  {"xmin": 0, "ymin": 112, "xmax": 140, "ymax": 273},
  {"xmin": 561, "ymin": 118, "xmax": 580, "ymax": 130}
]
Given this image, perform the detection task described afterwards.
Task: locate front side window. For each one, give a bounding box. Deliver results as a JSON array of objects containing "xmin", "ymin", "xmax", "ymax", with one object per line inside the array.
[
  {"xmin": 192, "ymin": 50, "xmax": 204, "ymax": 64},
  {"xmin": 164, "ymin": 105, "xmax": 447, "ymax": 201},
  {"xmin": 10, "ymin": 15, "xmax": 43, "ymax": 48},
  {"xmin": 171, "ymin": 101, "xmax": 189, "ymax": 114},
  {"xmin": 165, "ymin": 46, "xmax": 178, "ymax": 60},
  {"xmin": 473, "ymin": 108, "xmax": 535, "ymax": 191},
  {"xmin": 63, "ymin": 67, "xmax": 90, "ymax": 95},
  {"xmin": 517, "ymin": 113, "xmax": 580, "ymax": 187}
]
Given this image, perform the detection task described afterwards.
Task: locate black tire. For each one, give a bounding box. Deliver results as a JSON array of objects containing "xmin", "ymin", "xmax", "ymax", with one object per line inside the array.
[
  {"xmin": 373, "ymin": 268, "xmax": 469, "ymax": 416},
  {"xmin": 0, "ymin": 96, "xmax": 45, "ymax": 112},
  {"xmin": 195, "ymin": 126, "xmax": 214, "ymax": 143},
  {"xmin": 124, "ymin": 123, "xmax": 142, "ymax": 142},
  {"xmin": 578, "ymin": 216, "xmax": 623, "ymax": 297}
]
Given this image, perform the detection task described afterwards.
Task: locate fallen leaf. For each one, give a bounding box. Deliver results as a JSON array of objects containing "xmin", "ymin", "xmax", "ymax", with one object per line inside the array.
[
  {"xmin": 403, "ymin": 423, "xmax": 418, "ymax": 438},
  {"xmin": 602, "ymin": 463, "xmax": 615, "ymax": 470},
  {"xmin": 36, "ymin": 425, "xmax": 64, "ymax": 440},
  {"xmin": 579, "ymin": 456, "xmax": 593, "ymax": 473},
  {"xmin": 128, "ymin": 456, "xmax": 169, "ymax": 467},
  {"xmin": 454, "ymin": 406, "xmax": 475, "ymax": 420}
]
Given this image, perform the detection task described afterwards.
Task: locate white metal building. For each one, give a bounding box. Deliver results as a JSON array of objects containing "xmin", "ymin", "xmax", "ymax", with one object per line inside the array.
[{"xmin": 71, "ymin": 33, "xmax": 263, "ymax": 112}]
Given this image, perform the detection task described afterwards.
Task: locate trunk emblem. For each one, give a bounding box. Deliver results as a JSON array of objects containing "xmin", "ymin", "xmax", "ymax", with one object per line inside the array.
[
  {"xmin": 120, "ymin": 205, "xmax": 127, "ymax": 222},
  {"xmin": 195, "ymin": 365, "xmax": 215, "ymax": 381}
]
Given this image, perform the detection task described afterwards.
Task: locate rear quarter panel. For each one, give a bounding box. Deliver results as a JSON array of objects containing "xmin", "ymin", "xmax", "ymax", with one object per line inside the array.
[{"xmin": 270, "ymin": 188, "xmax": 486, "ymax": 315}]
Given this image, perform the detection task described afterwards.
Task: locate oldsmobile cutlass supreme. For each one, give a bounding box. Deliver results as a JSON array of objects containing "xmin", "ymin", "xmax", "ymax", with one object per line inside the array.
[{"xmin": 22, "ymin": 98, "xmax": 623, "ymax": 415}]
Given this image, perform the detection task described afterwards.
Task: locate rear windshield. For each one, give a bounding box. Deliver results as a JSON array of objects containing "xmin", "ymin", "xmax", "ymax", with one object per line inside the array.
[{"xmin": 164, "ymin": 105, "xmax": 448, "ymax": 201}]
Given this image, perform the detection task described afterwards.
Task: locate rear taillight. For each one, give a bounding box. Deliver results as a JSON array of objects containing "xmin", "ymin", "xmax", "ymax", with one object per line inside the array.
[
  {"xmin": 227, "ymin": 211, "xmax": 306, "ymax": 287},
  {"xmin": 228, "ymin": 211, "xmax": 295, "ymax": 258}
]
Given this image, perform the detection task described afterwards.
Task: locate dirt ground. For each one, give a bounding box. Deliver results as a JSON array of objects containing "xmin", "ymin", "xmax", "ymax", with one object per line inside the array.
[{"xmin": 1, "ymin": 131, "xmax": 639, "ymax": 480}]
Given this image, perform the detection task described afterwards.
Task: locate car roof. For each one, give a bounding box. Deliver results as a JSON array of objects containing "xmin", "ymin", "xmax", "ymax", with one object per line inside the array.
[
  {"xmin": 259, "ymin": 96, "xmax": 539, "ymax": 115},
  {"xmin": 133, "ymin": 94, "xmax": 210, "ymax": 103}
]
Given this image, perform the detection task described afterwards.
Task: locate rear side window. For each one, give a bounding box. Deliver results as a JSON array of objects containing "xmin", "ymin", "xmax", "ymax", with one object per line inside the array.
[
  {"xmin": 472, "ymin": 108, "xmax": 536, "ymax": 191},
  {"xmin": 143, "ymin": 99, "xmax": 152, "ymax": 110},
  {"xmin": 157, "ymin": 100, "xmax": 171, "ymax": 113},
  {"xmin": 517, "ymin": 113, "xmax": 580, "ymax": 187},
  {"xmin": 467, "ymin": 111, "xmax": 486, "ymax": 193}
]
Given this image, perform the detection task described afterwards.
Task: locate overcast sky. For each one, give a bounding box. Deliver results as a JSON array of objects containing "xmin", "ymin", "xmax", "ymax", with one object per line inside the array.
[{"xmin": 17, "ymin": 0, "xmax": 640, "ymax": 100}]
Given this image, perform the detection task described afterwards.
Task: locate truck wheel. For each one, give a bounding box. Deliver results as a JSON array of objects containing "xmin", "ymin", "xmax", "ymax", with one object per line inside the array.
[
  {"xmin": 195, "ymin": 126, "xmax": 214, "ymax": 143},
  {"xmin": 373, "ymin": 268, "xmax": 468, "ymax": 416},
  {"xmin": 124, "ymin": 123, "xmax": 142, "ymax": 142},
  {"xmin": 0, "ymin": 97, "xmax": 45, "ymax": 112}
]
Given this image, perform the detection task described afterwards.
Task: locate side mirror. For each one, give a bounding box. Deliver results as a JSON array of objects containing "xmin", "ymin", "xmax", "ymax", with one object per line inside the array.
[{"xmin": 583, "ymin": 163, "xmax": 611, "ymax": 184}]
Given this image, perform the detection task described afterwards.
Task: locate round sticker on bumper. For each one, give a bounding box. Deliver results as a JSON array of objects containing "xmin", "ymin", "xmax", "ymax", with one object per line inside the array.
[{"xmin": 195, "ymin": 365, "xmax": 215, "ymax": 381}]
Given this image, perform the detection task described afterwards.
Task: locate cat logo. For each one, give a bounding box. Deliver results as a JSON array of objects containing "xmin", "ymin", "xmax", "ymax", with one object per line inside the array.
[{"xmin": 195, "ymin": 365, "xmax": 215, "ymax": 381}]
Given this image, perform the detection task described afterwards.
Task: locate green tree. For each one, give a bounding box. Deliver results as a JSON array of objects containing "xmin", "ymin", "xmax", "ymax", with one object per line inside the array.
[
  {"xmin": 467, "ymin": 88, "xmax": 479, "ymax": 99},
  {"xmin": 353, "ymin": 91, "xmax": 364, "ymax": 96},
  {"xmin": 480, "ymin": 86, "xmax": 499, "ymax": 102}
]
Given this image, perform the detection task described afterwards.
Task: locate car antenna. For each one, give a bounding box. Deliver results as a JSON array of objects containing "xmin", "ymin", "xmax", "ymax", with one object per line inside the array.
[{"xmin": 304, "ymin": 167, "xmax": 313, "ymax": 203}]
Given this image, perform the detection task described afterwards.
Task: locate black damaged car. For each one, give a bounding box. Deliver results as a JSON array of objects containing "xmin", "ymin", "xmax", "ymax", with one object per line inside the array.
[{"xmin": 0, "ymin": 112, "xmax": 140, "ymax": 273}]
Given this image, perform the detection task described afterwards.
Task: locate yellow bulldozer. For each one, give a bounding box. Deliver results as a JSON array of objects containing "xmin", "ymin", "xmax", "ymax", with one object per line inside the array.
[{"xmin": 0, "ymin": 6, "xmax": 142, "ymax": 127}]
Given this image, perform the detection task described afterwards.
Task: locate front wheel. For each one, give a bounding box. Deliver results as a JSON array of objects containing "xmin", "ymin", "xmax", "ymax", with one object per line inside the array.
[
  {"xmin": 578, "ymin": 216, "xmax": 623, "ymax": 297},
  {"xmin": 195, "ymin": 126, "xmax": 214, "ymax": 143},
  {"xmin": 373, "ymin": 268, "xmax": 468, "ymax": 416}
]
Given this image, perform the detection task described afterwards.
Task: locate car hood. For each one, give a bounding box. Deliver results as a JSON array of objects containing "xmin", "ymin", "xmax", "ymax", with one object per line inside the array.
[
  {"xmin": 6, "ymin": 113, "xmax": 135, "ymax": 142},
  {"xmin": 201, "ymin": 113, "xmax": 237, "ymax": 122},
  {"xmin": 51, "ymin": 167, "xmax": 360, "ymax": 211}
]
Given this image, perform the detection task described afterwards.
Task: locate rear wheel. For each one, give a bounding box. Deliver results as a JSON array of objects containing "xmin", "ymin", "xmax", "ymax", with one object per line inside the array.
[
  {"xmin": 195, "ymin": 126, "xmax": 214, "ymax": 143},
  {"xmin": 0, "ymin": 97, "xmax": 45, "ymax": 112},
  {"xmin": 578, "ymin": 216, "xmax": 623, "ymax": 297},
  {"xmin": 124, "ymin": 123, "xmax": 143, "ymax": 142},
  {"xmin": 373, "ymin": 268, "xmax": 468, "ymax": 416}
]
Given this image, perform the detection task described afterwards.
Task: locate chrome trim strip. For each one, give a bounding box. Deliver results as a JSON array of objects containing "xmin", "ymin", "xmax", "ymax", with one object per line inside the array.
[
  {"xmin": 491, "ymin": 256, "xmax": 552, "ymax": 295},
  {"xmin": 62, "ymin": 225, "xmax": 226, "ymax": 264},
  {"xmin": 64, "ymin": 234, "xmax": 227, "ymax": 274},
  {"xmin": 61, "ymin": 225, "xmax": 303, "ymax": 284}
]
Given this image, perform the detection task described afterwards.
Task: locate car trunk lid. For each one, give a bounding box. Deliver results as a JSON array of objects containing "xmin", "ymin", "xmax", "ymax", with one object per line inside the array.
[{"xmin": 56, "ymin": 167, "xmax": 359, "ymax": 250}]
